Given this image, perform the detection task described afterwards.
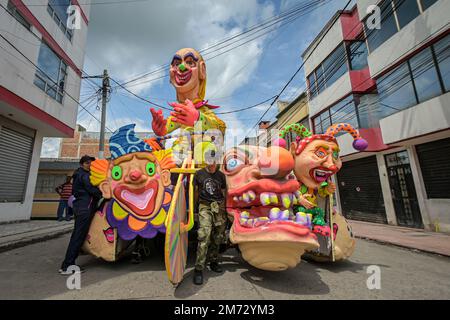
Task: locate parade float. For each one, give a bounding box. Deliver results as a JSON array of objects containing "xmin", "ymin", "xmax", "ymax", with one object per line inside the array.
[
  {"xmin": 82, "ymin": 46, "xmax": 368, "ymax": 285},
  {"xmin": 274, "ymin": 122, "xmax": 368, "ymax": 262}
]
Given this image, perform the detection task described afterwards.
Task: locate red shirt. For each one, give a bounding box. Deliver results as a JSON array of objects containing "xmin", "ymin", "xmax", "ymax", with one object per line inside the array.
[{"xmin": 58, "ymin": 183, "xmax": 73, "ymax": 200}]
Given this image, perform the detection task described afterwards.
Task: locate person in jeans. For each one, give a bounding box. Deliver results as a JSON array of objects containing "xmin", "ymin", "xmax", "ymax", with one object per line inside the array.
[
  {"xmin": 55, "ymin": 176, "xmax": 73, "ymax": 221},
  {"xmin": 59, "ymin": 155, "xmax": 102, "ymax": 275},
  {"xmin": 192, "ymin": 161, "xmax": 227, "ymax": 285}
]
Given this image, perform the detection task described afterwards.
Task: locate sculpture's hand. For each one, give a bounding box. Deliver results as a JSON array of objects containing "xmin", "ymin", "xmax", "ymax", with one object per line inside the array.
[
  {"xmin": 169, "ymin": 99, "xmax": 200, "ymax": 127},
  {"xmin": 150, "ymin": 108, "xmax": 167, "ymax": 136},
  {"xmin": 299, "ymin": 194, "xmax": 315, "ymax": 209},
  {"xmin": 326, "ymin": 182, "xmax": 336, "ymax": 194}
]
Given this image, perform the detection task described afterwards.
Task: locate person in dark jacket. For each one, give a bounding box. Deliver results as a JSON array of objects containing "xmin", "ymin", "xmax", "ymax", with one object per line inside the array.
[{"xmin": 59, "ymin": 155, "xmax": 102, "ymax": 275}]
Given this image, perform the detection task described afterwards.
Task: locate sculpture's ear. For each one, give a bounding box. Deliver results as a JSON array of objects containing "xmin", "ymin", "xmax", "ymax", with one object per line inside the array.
[
  {"xmin": 199, "ymin": 61, "xmax": 206, "ymax": 80},
  {"xmin": 99, "ymin": 180, "xmax": 112, "ymax": 199},
  {"xmin": 160, "ymin": 169, "xmax": 171, "ymax": 187},
  {"xmin": 290, "ymin": 142, "xmax": 297, "ymax": 156}
]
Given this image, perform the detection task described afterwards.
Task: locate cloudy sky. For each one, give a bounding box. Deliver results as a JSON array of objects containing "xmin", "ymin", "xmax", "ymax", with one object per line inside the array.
[{"xmin": 41, "ymin": 0, "xmax": 348, "ymax": 157}]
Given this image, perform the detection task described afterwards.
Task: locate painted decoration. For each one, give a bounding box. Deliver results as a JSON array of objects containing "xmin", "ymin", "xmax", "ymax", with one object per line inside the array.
[
  {"xmin": 164, "ymin": 157, "xmax": 193, "ymax": 285},
  {"xmin": 83, "ymin": 124, "xmax": 176, "ymax": 261},
  {"xmin": 277, "ymin": 122, "xmax": 368, "ymax": 261},
  {"xmin": 224, "ymin": 145, "xmax": 319, "ymax": 271}
]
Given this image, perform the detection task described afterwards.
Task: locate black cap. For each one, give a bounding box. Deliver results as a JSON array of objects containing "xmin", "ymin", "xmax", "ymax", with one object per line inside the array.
[{"xmin": 79, "ymin": 155, "xmax": 95, "ymax": 164}]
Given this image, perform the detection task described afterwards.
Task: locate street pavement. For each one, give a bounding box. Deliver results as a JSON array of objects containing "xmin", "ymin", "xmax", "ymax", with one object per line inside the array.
[{"xmin": 0, "ymin": 233, "xmax": 449, "ymax": 300}]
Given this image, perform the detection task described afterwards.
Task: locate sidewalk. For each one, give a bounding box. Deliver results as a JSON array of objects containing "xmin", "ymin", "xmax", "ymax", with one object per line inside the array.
[
  {"xmin": 349, "ymin": 220, "xmax": 450, "ymax": 257},
  {"xmin": 0, "ymin": 220, "xmax": 73, "ymax": 253}
]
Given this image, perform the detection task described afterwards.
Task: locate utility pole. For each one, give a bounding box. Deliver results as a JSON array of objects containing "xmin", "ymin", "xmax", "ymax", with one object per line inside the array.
[{"xmin": 99, "ymin": 69, "xmax": 110, "ymax": 159}]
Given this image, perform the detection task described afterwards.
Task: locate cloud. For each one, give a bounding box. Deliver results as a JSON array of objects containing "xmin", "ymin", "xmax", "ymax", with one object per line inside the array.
[
  {"xmin": 85, "ymin": 0, "xmax": 275, "ymax": 96},
  {"xmin": 41, "ymin": 138, "xmax": 61, "ymax": 158}
]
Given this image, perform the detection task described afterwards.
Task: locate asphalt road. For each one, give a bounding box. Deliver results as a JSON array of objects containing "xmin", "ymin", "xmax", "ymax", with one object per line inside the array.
[{"xmin": 0, "ymin": 233, "xmax": 449, "ymax": 300}]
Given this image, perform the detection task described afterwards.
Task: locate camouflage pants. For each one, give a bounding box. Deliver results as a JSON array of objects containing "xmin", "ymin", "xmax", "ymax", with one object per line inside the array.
[{"xmin": 195, "ymin": 201, "xmax": 227, "ymax": 271}]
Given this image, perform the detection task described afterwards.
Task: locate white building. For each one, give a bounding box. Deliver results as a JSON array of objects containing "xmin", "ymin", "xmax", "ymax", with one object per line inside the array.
[
  {"xmin": 302, "ymin": 0, "xmax": 450, "ymax": 232},
  {"xmin": 0, "ymin": 0, "xmax": 90, "ymax": 222}
]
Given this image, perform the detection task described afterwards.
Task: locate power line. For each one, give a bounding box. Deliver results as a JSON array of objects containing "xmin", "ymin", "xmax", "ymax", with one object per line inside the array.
[
  {"xmin": 243, "ymin": 0, "xmax": 353, "ymax": 139},
  {"xmin": 116, "ymin": 0, "xmax": 330, "ymax": 88}
]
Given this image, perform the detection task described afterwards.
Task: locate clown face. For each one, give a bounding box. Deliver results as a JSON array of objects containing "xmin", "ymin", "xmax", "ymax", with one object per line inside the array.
[
  {"xmin": 170, "ymin": 48, "xmax": 206, "ymax": 99},
  {"xmin": 100, "ymin": 152, "xmax": 171, "ymax": 221},
  {"xmin": 292, "ymin": 139, "xmax": 342, "ymax": 190},
  {"xmin": 224, "ymin": 145, "xmax": 319, "ymax": 271}
]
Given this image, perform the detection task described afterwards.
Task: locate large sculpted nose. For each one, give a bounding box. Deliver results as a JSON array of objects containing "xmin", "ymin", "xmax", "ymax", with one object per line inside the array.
[
  {"xmin": 257, "ymin": 146, "xmax": 294, "ymax": 179},
  {"xmin": 129, "ymin": 169, "xmax": 142, "ymax": 182}
]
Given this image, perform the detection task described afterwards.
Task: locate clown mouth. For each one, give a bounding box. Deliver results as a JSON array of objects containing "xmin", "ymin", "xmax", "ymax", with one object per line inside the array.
[
  {"xmin": 114, "ymin": 180, "xmax": 159, "ymax": 218},
  {"xmin": 103, "ymin": 227, "xmax": 114, "ymax": 243},
  {"xmin": 228, "ymin": 179, "xmax": 314, "ymax": 234},
  {"xmin": 310, "ymin": 168, "xmax": 334, "ymax": 183},
  {"xmin": 174, "ymin": 70, "xmax": 192, "ymax": 86}
]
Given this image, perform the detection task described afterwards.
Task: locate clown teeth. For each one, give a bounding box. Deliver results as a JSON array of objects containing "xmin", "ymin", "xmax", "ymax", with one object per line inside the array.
[{"xmin": 281, "ymin": 193, "xmax": 292, "ymax": 208}]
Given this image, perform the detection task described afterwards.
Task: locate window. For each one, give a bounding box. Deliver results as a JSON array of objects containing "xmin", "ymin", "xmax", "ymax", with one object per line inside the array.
[
  {"xmin": 420, "ymin": 0, "xmax": 438, "ymax": 11},
  {"xmin": 409, "ymin": 47, "xmax": 442, "ymax": 103},
  {"xmin": 434, "ymin": 34, "xmax": 450, "ymax": 92},
  {"xmin": 322, "ymin": 44, "xmax": 348, "ymax": 87},
  {"xmin": 316, "ymin": 65, "xmax": 325, "ymax": 94},
  {"xmin": 393, "ymin": 0, "xmax": 420, "ymax": 29},
  {"xmin": 377, "ymin": 62, "xmax": 417, "ymax": 115},
  {"xmin": 308, "ymin": 73, "xmax": 317, "ymax": 98},
  {"xmin": 376, "ymin": 37, "xmax": 449, "ymax": 116},
  {"xmin": 35, "ymin": 174, "xmax": 67, "ymax": 194},
  {"xmin": 416, "ymin": 138, "xmax": 450, "ymax": 199},
  {"xmin": 365, "ymin": 0, "xmax": 398, "ymax": 52},
  {"xmin": 348, "ymin": 41, "xmax": 368, "ymax": 70},
  {"xmin": 307, "ymin": 44, "xmax": 349, "ymax": 100},
  {"xmin": 330, "ymin": 96, "xmax": 359, "ymax": 132},
  {"xmin": 34, "ymin": 42, "xmax": 67, "ymax": 103},
  {"xmin": 47, "ymin": 0, "xmax": 73, "ymax": 41},
  {"xmin": 312, "ymin": 96, "xmax": 359, "ymax": 134},
  {"xmin": 6, "ymin": 0, "xmax": 31, "ymax": 30}
]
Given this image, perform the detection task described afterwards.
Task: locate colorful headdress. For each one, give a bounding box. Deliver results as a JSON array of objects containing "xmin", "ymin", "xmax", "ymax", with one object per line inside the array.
[
  {"xmin": 274, "ymin": 123, "xmax": 368, "ymax": 154},
  {"xmin": 109, "ymin": 124, "xmax": 153, "ymax": 160}
]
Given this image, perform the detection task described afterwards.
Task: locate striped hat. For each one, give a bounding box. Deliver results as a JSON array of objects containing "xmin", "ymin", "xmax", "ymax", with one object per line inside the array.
[
  {"xmin": 109, "ymin": 124, "xmax": 153, "ymax": 160},
  {"xmin": 275, "ymin": 123, "xmax": 368, "ymax": 154}
]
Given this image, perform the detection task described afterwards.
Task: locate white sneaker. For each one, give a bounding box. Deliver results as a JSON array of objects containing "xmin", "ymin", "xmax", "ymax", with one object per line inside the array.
[{"xmin": 58, "ymin": 266, "xmax": 85, "ymax": 275}]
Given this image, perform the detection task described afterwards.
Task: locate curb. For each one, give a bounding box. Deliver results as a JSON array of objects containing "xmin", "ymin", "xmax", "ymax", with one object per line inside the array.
[
  {"xmin": 0, "ymin": 226, "xmax": 73, "ymax": 253},
  {"xmin": 355, "ymin": 235, "xmax": 450, "ymax": 258}
]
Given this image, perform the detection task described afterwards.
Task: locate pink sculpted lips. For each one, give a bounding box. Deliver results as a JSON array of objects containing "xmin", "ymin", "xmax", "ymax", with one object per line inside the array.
[{"xmin": 175, "ymin": 70, "xmax": 192, "ymax": 86}]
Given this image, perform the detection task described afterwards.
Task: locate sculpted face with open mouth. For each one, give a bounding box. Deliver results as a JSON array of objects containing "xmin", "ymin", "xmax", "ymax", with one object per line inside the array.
[
  {"xmin": 293, "ymin": 140, "xmax": 342, "ymax": 190},
  {"xmin": 169, "ymin": 48, "xmax": 206, "ymax": 99},
  {"xmin": 224, "ymin": 145, "xmax": 319, "ymax": 271}
]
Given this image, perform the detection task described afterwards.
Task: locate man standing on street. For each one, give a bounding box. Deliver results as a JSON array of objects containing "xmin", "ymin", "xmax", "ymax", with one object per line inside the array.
[
  {"xmin": 55, "ymin": 176, "xmax": 73, "ymax": 221},
  {"xmin": 59, "ymin": 155, "xmax": 102, "ymax": 275},
  {"xmin": 193, "ymin": 161, "xmax": 227, "ymax": 285}
]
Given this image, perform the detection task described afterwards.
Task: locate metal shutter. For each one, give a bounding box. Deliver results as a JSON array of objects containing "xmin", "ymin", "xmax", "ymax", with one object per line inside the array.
[
  {"xmin": 416, "ymin": 137, "xmax": 450, "ymax": 199},
  {"xmin": 0, "ymin": 126, "xmax": 34, "ymax": 202},
  {"xmin": 337, "ymin": 156, "xmax": 387, "ymax": 224}
]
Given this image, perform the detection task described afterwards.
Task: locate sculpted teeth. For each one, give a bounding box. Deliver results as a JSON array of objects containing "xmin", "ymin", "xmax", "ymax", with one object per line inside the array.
[{"xmin": 281, "ymin": 193, "xmax": 291, "ymax": 208}]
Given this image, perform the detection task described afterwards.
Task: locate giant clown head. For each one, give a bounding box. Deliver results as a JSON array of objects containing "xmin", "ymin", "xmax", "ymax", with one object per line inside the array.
[
  {"xmin": 275, "ymin": 123, "xmax": 368, "ymax": 190},
  {"xmin": 224, "ymin": 145, "xmax": 319, "ymax": 271},
  {"xmin": 170, "ymin": 48, "xmax": 206, "ymax": 102},
  {"xmin": 90, "ymin": 124, "xmax": 176, "ymax": 241}
]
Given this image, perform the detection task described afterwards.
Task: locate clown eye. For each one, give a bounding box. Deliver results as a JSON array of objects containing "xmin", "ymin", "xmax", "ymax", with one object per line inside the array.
[
  {"xmin": 112, "ymin": 166, "xmax": 122, "ymax": 180},
  {"xmin": 225, "ymin": 157, "xmax": 243, "ymax": 172},
  {"xmin": 315, "ymin": 147, "xmax": 328, "ymax": 158},
  {"xmin": 146, "ymin": 162, "xmax": 156, "ymax": 176},
  {"xmin": 332, "ymin": 151, "xmax": 339, "ymax": 160}
]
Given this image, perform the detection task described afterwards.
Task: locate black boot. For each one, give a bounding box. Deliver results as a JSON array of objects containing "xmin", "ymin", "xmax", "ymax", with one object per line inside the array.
[
  {"xmin": 193, "ymin": 269, "xmax": 203, "ymax": 285},
  {"xmin": 209, "ymin": 262, "xmax": 223, "ymax": 273}
]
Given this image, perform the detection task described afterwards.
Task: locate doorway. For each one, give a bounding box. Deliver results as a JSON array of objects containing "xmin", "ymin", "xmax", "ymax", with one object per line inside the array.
[{"xmin": 385, "ymin": 151, "xmax": 423, "ymax": 228}]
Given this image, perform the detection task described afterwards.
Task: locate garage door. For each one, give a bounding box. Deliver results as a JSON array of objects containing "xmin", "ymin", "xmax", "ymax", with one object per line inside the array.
[
  {"xmin": 0, "ymin": 117, "xmax": 34, "ymax": 202},
  {"xmin": 337, "ymin": 156, "xmax": 387, "ymax": 224}
]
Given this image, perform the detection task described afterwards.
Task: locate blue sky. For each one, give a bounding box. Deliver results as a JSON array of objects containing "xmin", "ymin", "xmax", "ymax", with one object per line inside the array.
[{"xmin": 42, "ymin": 0, "xmax": 348, "ymax": 157}]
